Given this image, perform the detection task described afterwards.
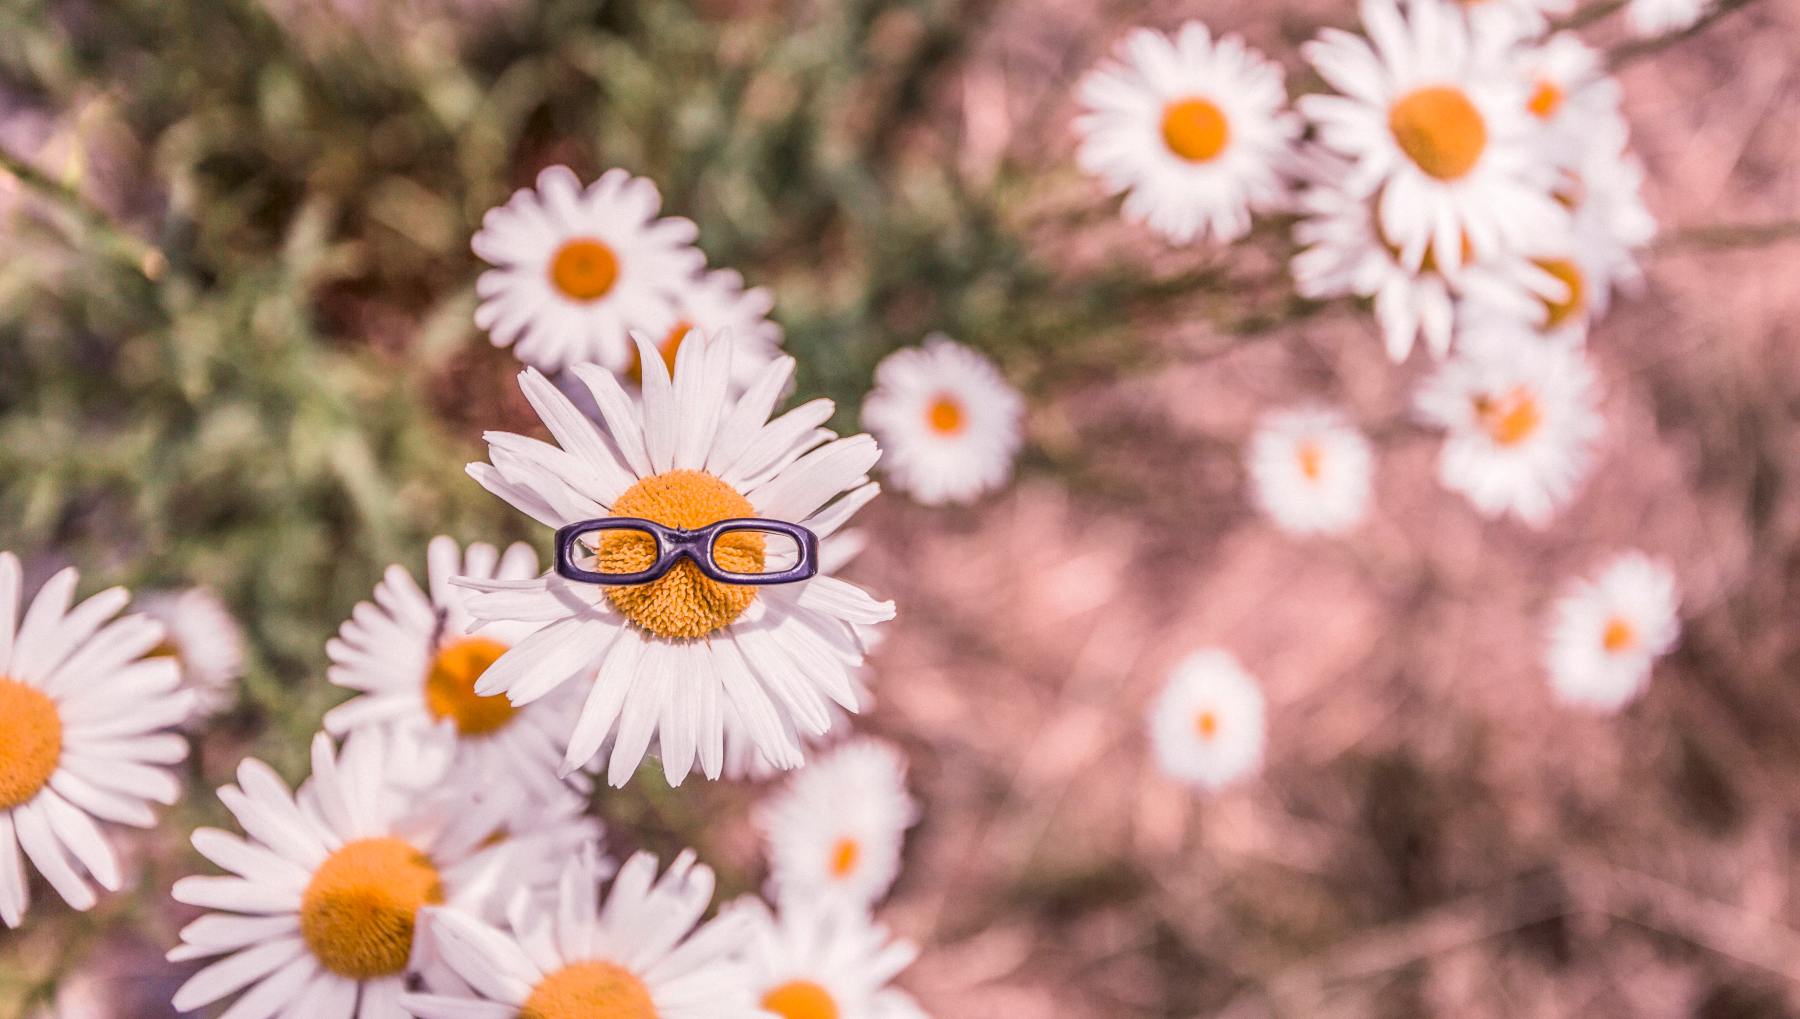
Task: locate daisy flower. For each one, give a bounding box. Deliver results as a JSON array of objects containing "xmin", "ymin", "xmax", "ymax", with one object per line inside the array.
[
  {"xmin": 1300, "ymin": 0, "xmax": 1566, "ymax": 273},
  {"xmin": 1075, "ymin": 20, "xmax": 1300, "ymax": 244},
  {"xmin": 860, "ymin": 335, "xmax": 1024, "ymax": 506},
  {"xmin": 631, "ymin": 267, "xmax": 785, "ymax": 392},
  {"xmin": 733, "ymin": 895, "xmax": 927, "ymax": 1019},
  {"xmin": 169, "ymin": 730, "xmax": 552, "ymax": 1018},
  {"xmin": 756, "ymin": 739, "xmax": 918, "ymax": 908},
  {"xmin": 1246, "ymin": 407, "xmax": 1375, "ymax": 536},
  {"xmin": 400, "ymin": 847, "xmax": 761, "ymax": 1019},
  {"xmin": 324, "ymin": 535, "xmax": 576, "ymax": 803},
  {"xmin": 1627, "ymin": 0, "xmax": 1710, "ymax": 35},
  {"xmin": 1290, "ymin": 161, "xmax": 1554, "ymax": 360},
  {"xmin": 1510, "ymin": 34, "xmax": 1623, "ymax": 158},
  {"xmin": 459, "ymin": 332, "xmax": 894, "ymax": 786},
  {"xmin": 472, "ymin": 165, "xmax": 705, "ymax": 373},
  {"xmin": 0, "ymin": 554, "xmax": 193, "ymax": 928},
  {"xmin": 136, "ymin": 585, "xmax": 245, "ymax": 722},
  {"xmin": 1546, "ymin": 551, "xmax": 1680, "ymax": 711},
  {"xmin": 1413, "ymin": 326, "xmax": 1602, "ymax": 527},
  {"xmin": 1148, "ymin": 649, "xmax": 1267, "ymax": 792}
]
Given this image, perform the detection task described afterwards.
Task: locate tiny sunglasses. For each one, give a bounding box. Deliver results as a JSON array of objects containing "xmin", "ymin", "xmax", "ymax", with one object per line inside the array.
[{"xmin": 553, "ymin": 517, "xmax": 820, "ymax": 586}]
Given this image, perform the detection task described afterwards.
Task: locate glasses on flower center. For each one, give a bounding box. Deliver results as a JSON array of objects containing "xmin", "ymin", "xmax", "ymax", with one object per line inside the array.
[{"xmin": 553, "ymin": 517, "xmax": 820, "ymax": 586}]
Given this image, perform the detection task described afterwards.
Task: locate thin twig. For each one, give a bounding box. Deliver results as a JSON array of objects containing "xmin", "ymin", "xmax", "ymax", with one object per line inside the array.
[
  {"xmin": 0, "ymin": 147, "xmax": 163, "ymax": 276},
  {"xmin": 1653, "ymin": 219, "xmax": 1800, "ymax": 252},
  {"xmin": 1607, "ymin": 0, "xmax": 1762, "ymax": 68}
]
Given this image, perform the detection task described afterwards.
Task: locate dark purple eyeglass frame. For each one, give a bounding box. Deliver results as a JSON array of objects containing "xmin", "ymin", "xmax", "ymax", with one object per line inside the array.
[{"xmin": 553, "ymin": 517, "xmax": 820, "ymax": 587}]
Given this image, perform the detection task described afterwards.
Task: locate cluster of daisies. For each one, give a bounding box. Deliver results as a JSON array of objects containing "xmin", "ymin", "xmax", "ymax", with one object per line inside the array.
[
  {"xmin": 1075, "ymin": 0, "xmax": 1694, "ymax": 787},
  {"xmin": 472, "ymin": 166, "xmax": 1026, "ymax": 510},
  {"xmin": 7, "ymin": 209, "xmax": 942, "ymax": 1014}
]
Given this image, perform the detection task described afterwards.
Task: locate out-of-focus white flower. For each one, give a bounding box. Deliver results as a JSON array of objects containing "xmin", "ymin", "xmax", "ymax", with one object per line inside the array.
[
  {"xmin": 1246, "ymin": 407, "xmax": 1375, "ymax": 536},
  {"xmin": 861, "ymin": 335, "xmax": 1023, "ymax": 506},
  {"xmin": 1413, "ymin": 326, "xmax": 1602, "ymax": 527},
  {"xmin": 1300, "ymin": 0, "xmax": 1566, "ymax": 274},
  {"xmin": 1510, "ymin": 34, "xmax": 1623, "ymax": 160},
  {"xmin": 1149, "ymin": 650, "xmax": 1267, "ymax": 792},
  {"xmin": 135, "ymin": 586, "xmax": 244, "ymax": 723},
  {"xmin": 1075, "ymin": 20, "xmax": 1301, "ymax": 244},
  {"xmin": 1455, "ymin": 0, "xmax": 1575, "ymax": 44},
  {"xmin": 459, "ymin": 333, "xmax": 892, "ymax": 786},
  {"xmin": 1546, "ymin": 551, "xmax": 1680, "ymax": 711},
  {"xmin": 0, "ymin": 554, "xmax": 194, "ymax": 928},
  {"xmin": 401, "ymin": 848, "xmax": 762, "ymax": 1019},
  {"xmin": 324, "ymin": 536, "xmax": 577, "ymax": 804},
  {"xmin": 756, "ymin": 739, "xmax": 919, "ymax": 908},
  {"xmin": 631, "ymin": 267, "xmax": 785, "ymax": 392},
  {"xmin": 169, "ymin": 731, "xmax": 554, "ymax": 1018},
  {"xmin": 732, "ymin": 894, "xmax": 928, "ymax": 1019},
  {"xmin": 1627, "ymin": 0, "xmax": 1710, "ymax": 35},
  {"xmin": 472, "ymin": 165, "xmax": 705, "ymax": 373}
]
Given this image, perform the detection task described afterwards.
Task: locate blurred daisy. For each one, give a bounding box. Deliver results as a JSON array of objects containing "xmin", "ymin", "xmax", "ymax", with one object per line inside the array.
[
  {"xmin": 0, "ymin": 554, "xmax": 193, "ymax": 928},
  {"xmin": 1290, "ymin": 160, "xmax": 1551, "ymax": 360},
  {"xmin": 1413, "ymin": 327, "xmax": 1601, "ymax": 527},
  {"xmin": 1148, "ymin": 649, "xmax": 1267, "ymax": 792},
  {"xmin": 1300, "ymin": 0, "xmax": 1565, "ymax": 272},
  {"xmin": 1246, "ymin": 407, "xmax": 1374, "ymax": 536},
  {"xmin": 169, "ymin": 731, "xmax": 540, "ymax": 1018},
  {"xmin": 756, "ymin": 739, "xmax": 918, "ymax": 907},
  {"xmin": 460, "ymin": 332, "xmax": 893, "ymax": 786},
  {"xmin": 1546, "ymin": 551, "xmax": 1679, "ymax": 711},
  {"xmin": 136, "ymin": 586, "xmax": 244, "ymax": 723},
  {"xmin": 400, "ymin": 847, "xmax": 761, "ymax": 1019},
  {"xmin": 324, "ymin": 535, "xmax": 574, "ymax": 803},
  {"xmin": 1628, "ymin": 0, "xmax": 1709, "ymax": 34},
  {"xmin": 1075, "ymin": 21, "xmax": 1300, "ymax": 244},
  {"xmin": 472, "ymin": 165, "xmax": 705, "ymax": 373},
  {"xmin": 733, "ymin": 895, "xmax": 927, "ymax": 1019},
  {"xmin": 633, "ymin": 267, "xmax": 785, "ymax": 391},
  {"xmin": 1509, "ymin": 34, "xmax": 1622, "ymax": 159},
  {"xmin": 861, "ymin": 335, "xmax": 1023, "ymax": 506}
]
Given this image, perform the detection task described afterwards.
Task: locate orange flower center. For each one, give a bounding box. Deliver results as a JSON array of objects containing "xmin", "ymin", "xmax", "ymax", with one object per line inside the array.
[
  {"xmin": 1472, "ymin": 387, "xmax": 1543, "ymax": 447},
  {"xmin": 600, "ymin": 470, "xmax": 765, "ymax": 639},
  {"xmin": 1296, "ymin": 441, "xmax": 1324, "ymax": 481},
  {"xmin": 763, "ymin": 980, "xmax": 841, "ymax": 1019},
  {"xmin": 1160, "ymin": 97, "xmax": 1231, "ymax": 163},
  {"xmin": 0, "ymin": 677, "xmax": 61, "ymax": 810},
  {"xmin": 829, "ymin": 836, "xmax": 861, "ymax": 879},
  {"xmin": 1527, "ymin": 79, "xmax": 1564, "ymax": 119},
  {"xmin": 423, "ymin": 637, "xmax": 516, "ymax": 737},
  {"xmin": 299, "ymin": 837, "xmax": 443, "ymax": 980},
  {"xmin": 549, "ymin": 238, "xmax": 620, "ymax": 302},
  {"xmin": 521, "ymin": 961, "xmax": 656, "ymax": 1019},
  {"xmin": 926, "ymin": 395, "xmax": 966, "ymax": 436},
  {"xmin": 1194, "ymin": 710, "xmax": 1219, "ymax": 740},
  {"xmin": 1389, "ymin": 86, "xmax": 1488, "ymax": 181},
  {"xmin": 1533, "ymin": 258, "xmax": 1586, "ymax": 330},
  {"xmin": 1602, "ymin": 617, "xmax": 1637, "ymax": 653}
]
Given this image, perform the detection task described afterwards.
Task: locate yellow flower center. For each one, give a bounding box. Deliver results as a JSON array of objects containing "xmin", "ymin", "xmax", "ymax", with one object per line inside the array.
[
  {"xmin": 763, "ymin": 981, "xmax": 841, "ymax": 1019},
  {"xmin": 1602, "ymin": 617, "xmax": 1637, "ymax": 653},
  {"xmin": 1533, "ymin": 258, "xmax": 1586, "ymax": 330},
  {"xmin": 299, "ymin": 837, "xmax": 443, "ymax": 980},
  {"xmin": 1389, "ymin": 86, "xmax": 1488, "ymax": 181},
  {"xmin": 521, "ymin": 961, "xmax": 657, "ymax": 1019},
  {"xmin": 1194, "ymin": 709, "xmax": 1220, "ymax": 740},
  {"xmin": 549, "ymin": 238, "xmax": 620, "ymax": 302},
  {"xmin": 628, "ymin": 322, "xmax": 691, "ymax": 384},
  {"xmin": 423, "ymin": 637, "xmax": 517, "ymax": 737},
  {"xmin": 0, "ymin": 678, "xmax": 62, "ymax": 810},
  {"xmin": 1472, "ymin": 387, "xmax": 1542, "ymax": 447},
  {"xmin": 1296, "ymin": 441, "xmax": 1324, "ymax": 481},
  {"xmin": 926, "ymin": 395, "xmax": 966, "ymax": 436},
  {"xmin": 1160, "ymin": 97, "xmax": 1231, "ymax": 163},
  {"xmin": 1527, "ymin": 80, "xmax": 1564, "ymax": 119},
  {"xmin": 601, "ymin": 470, "xmax": 765, "ymax": 640},
  {"xmin": 829, "ymin": 836, "xmax": 861, "ymax": 880}
]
